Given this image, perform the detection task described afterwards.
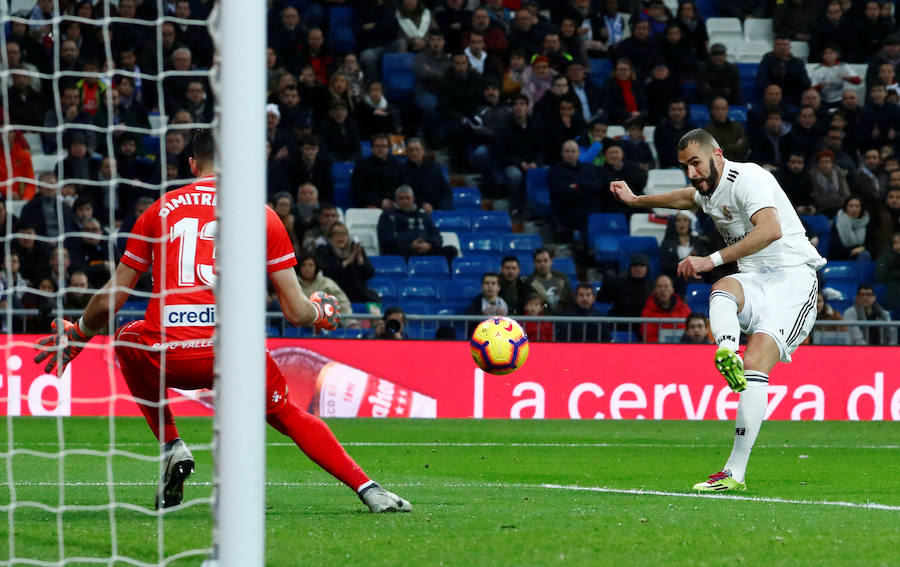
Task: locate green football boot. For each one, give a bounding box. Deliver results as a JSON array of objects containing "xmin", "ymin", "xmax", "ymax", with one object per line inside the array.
[
  {"xmin": 714, "ymin": 348, "xmax": 746, "ymax": 393},
  {"xmin": 693, "ymin": 470, "xmax": 747, "ymax": 492}
]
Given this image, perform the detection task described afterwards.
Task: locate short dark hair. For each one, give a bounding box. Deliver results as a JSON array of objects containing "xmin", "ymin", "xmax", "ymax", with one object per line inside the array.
[
  {"xmin": 677, "ymin": 129, "xmax": 720, "ymax": 152},
  {"xmin": 512, "ymin": 93, "xmax": 529, "ymax": 105},
  {"xmin": 301, "ymin": 134, "xmax": 319, "ymax": 147},
  {"xmin": 482, "ymin": 271, "xmax": 501, "ymax": 284},
  {"xmin": 857, "ymin": 284, "xmax": 875, "ymax": 294},
  {"xmin": 383, "ymin": 306, "xmax": 407, "ymax": 323},
  {"xmin": 296, "ymin": 252, "xmax": 321, "ymax": 274},
  {"xmin": 191, "ymin": 128, "xmax": 215, "ymax": 163},
  {"xmin": 500, "ymin": 255, "xmax": 519, "ymax": 266},
  {"xmin": 575, "ymin": 282, "xmax": 595, "ymax": 294},
  {"xmin": 685, "ymin": 312, "xmax": 708, "ymax": 327},
  {"xmin": 766, "ymin": 107, "xmax": 783, "ymax": 119},
  {"xmin": 371, "ymin": 132, "xmax": 390, "ymax": 144},
  {"xmin": 532, "ymin": 246, "xmax": 552, "ymax": 260},
  {"xmin": 318, "ymin": 202, "xmax": 337, "ymax": 215}
]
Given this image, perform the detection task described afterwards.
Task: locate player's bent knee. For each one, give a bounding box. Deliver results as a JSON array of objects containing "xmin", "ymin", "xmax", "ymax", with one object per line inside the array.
[
  {"xmin": 743, "ymin": 333, "xmax": 780, "ymax": 373},
  {"xmin": 711, "ymin": 277, "xmax": 745, "ymax": 308}
]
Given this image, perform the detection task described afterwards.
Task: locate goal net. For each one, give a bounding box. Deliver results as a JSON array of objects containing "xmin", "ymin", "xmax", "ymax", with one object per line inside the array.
[{"xmin": 0, "ymin": 1, "xmax": 259, "ymax": 564}]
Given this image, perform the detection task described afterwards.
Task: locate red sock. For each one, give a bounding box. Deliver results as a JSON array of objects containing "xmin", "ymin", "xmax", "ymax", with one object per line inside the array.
[
  {"xmin": 118, "ymin": 352, "xmax": 180, "ymax": 443},
  {"xmin": 267, "ymin": 401, "xmax": 370, "ymax": 490}
]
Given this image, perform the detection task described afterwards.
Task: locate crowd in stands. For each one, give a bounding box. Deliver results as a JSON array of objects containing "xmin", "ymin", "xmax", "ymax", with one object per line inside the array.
[{"xmin": 1, "ymin": 0, "xmax": 899, "ymax": 345}]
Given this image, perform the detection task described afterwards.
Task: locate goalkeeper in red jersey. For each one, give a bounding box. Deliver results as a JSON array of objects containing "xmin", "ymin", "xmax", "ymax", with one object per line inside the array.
[{"xmin": 34, "ymin": 129, "xmax": 410, "ymax": 513}]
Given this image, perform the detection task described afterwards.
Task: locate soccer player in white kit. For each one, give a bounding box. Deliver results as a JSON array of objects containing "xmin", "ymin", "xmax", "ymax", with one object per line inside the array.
[{"xmin": 610, "ymin": 129, "xmax": 825, "ymax": 491}]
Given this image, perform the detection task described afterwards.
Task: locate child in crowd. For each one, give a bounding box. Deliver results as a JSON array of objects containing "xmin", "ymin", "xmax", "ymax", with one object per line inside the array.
[{"xmin": 522, "ymin": 293, "xmax": 554, "ymax": 342}]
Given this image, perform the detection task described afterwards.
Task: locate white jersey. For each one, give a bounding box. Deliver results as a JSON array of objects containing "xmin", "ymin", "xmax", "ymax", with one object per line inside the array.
[{"xmin": 693, "ymin": 159, "xmax": 825, "ymax": 273}]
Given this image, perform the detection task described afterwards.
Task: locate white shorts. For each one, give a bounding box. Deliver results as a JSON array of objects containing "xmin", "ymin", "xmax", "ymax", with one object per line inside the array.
[{"xmin": 728, "ymin": 266, "xmax": 819, "ymax": 363}]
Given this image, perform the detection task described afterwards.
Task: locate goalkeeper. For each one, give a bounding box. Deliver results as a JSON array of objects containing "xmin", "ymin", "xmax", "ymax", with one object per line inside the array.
[{"xmin": 34, "ymin": 130, "xmax": 410, "ymax": 513}]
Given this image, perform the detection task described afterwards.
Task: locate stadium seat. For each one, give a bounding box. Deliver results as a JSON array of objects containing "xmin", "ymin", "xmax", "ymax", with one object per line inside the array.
[
  {"xmin": 328, "ymin": 6, "xmax": 356, "ymax": 52},
  {"xmin": 452, "ymin": 186, "xmax": 482, "ymax": 210},
  {"xmin": 688, "ymin": 104, "xmax": 710, "ymax": 127},
  {"xmin": 736, "ymin": 62, "xmax": 761, "ymax": 105},
  {"xmin": 588, "ymin": 58, "xmax": 612, "ymax": 88},
  {"xmin": 459, "ymin": 232, "xmax": 504, "ymax": 256},
  {"xmin": 609, "ymin": 330, "xmax": 638, "ymax": 343},
  {"xmin": 813, "ymin": 329, "xmax": 852, "ymax": 345},
  {"xmin": 595, "ymin": 301, "xmax": 612, "ymax": 316},
  {"xmin": 397, "ymin": 300, "xmax": 430, "ymax": 314},
  {"xmin": 618, "ymin": 236, "xmax": 660, "ymax": 271},
  {"xmin": 452, "ymin": 256, "xmax": 498, "ymax": 278},
  {"xmin": 874, "ymin": 284, "xmax": 887, "ymax": 302},
  {"xmin": 801, "ymin": 214, "xmax": 831, "ymax": 256},
  {"xmin": 791, "ymin": 41, "xmax": 809, "ymax": 62},
  {"xmin": 553, "ymin": 257, "xmax": 578, "ymax": 283},
  {"xmin": 821, "ymin": 261, "xmax": 859, "ymax": 284},
  {"xmin": 431, "ymin": 210, "xmax": 471, "ymax": 232},
  {"xmin": 408, "ymin": 256, "xmax": 451, "ymax": 279},
  {"xmin": 606, "ymin": 125, "xmax": 626, "ymax": 138},
  {"xmin": 283, "ymin": 327, "xmax": 314, "ymax": 338},
  {"xmin": 360, "ymin": 140, "xmax": 372, "ymax": 157},
  {"xmin": 658, "ymin": 328, "xmax": 685, "ymax": 344},
  {"xmin": 355, "ymin": 228, "xmax": 379, "ymax": 257},
  {"xmin": 587, "ymin": 213, "xmax": 628, "ymax": 235},
  {"xmin": 504, "ymin": 233, "xmax": 543, "ymax": 253},
  {"xmin": 526, "ymin": 167, "xmax": 551, "ymax": 216},
  {"xmin": 859, "ymin": 261, "xmax": 876, "ymax": 286},
  {"xmin": 743, "ymin": 18, "xmax": 774, "ymax": 42},
  {"xmin": 440, "ymin": 231, "xmax": 463, "ymax": 257},
  {"xmin": 737, "ymin": 40, "xmax": 770, "ymax": 63},
  {"xmin": 382, "ymin": 53, "xmax": 417, "ymax": 99},
  {"xmin": 266, "ymin": 326, "xmax": 281, "ymax": 337},
  {"xmin": 345, "ymin": 207, "xmax": 382, "ymax": 231},
  {"xmin": 406, "ymin": 320, "xmax": 439, "ymax": 339},
  {"xmin": 592, "ymin": 232, "xmax": 624, "ymax": 263},
  {"xmin": 685, "ymin": 283, "xmax": 712, "ymax": 316},
  {"xmin": 369, "ymin": 278, "xmax": 398, "ymax": 303},
  {"xmin": 629, "ymin": 213, "xmax": 668, "ymax": 244},
  {"xmin": 369, "ymin": 255, "xmax": 408, "ymax": 278},
  {"xmin": 471, "ymin": 211, "xmax": 512, "ymax": 232},
  {"xmin": 694, "ymin": 0, "xmax": 718, "ymax": 19},
  {"xmin": 646, "ymin": 169, "xmax": 688, "ymax": 195},
  {"xmin": 31, "ymin": 154, "xmax": 59, "ymax": 173},
  {"xmin": 439, "ymin": 278, "xmax": 482, "ymax": 302},
  {"xmin": 826, "ymin": 281, "xmax": 858, "ymax": 301},
  {"xmin": 706, "ymin": 18, "xmax": 742, "ymax": 41},
  {"xmin": 728, "ymin": 105, "xmax": 748, "ymax": 123},
  {"xmin": 515, "ymin": 253, "xmax": 534, "ymax": 275},
  {"xmin": 331, "ymin": 162, "xmax": 354, "ymax": 208},
  {"xmin": 398, "ymin": 279, "xmax": 440, "ymax": 301}
]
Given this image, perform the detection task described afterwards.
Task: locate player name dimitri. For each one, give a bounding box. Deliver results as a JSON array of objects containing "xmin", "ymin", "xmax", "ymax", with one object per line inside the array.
[{"xmin": 159, "ymin": 192, "xmax": 217, "ymax": 217}]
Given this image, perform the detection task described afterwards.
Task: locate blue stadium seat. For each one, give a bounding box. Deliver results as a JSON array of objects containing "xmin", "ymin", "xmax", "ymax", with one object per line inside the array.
[
  {"xmin": 382, "ymin": 53, "xmax": 417, "ymax": 99},
  {"xmin": 360, "ymin": 140, "xmax": 372, "ymax": 157},
  {"xmin": 737, "ymin": 63, "xmax": 761, "ymax": 105},
  {"xmin": 370, "ymin": 255, "xmax": 408, "ymax": 278},
  {"xmin": 459, "ymin": 232, "xmax": 504, "ymax": 255},
  {"xmin": 266, "ymin": 326, "xmax": 281, "ymax": 337},
  {"xmin": 826, "ymin": 281, "xmax": 858, "ymax": 301},
  {"xmin": 685, "ymin": 283, "xmax": 712, "ymax": 316},
  {"xmin": 822, "ymin": 261, "xmax": 860, "ymax": 284},
  {"xmin": 121, "ymin": 299, "xmax": 148, "ymax": 313},
  {"xmin": 859, "ymin": 261, "xmax": 876, "ymax": 285},
  {"xmin": 689, "ymin": 104, "xmax": 710, "ymax": 126},
  {"xmin": 408, "ymin": 256, "xmax": 451, "ymax": 279},
  {"xmin": 406, "ymin": 320, "xmax": 440, "ymax": 339},
  {"xmin": 728, "ymin": 105, "xmax": 748, "ymax": 123},
  {"xmin": 431, "ymin": 210, "xmax": 472, "ymax": 232},
  {"xmin": 801, "ymin": 214, "xmax": 831, "ymax": 256},
  {"xmin": 618, "ymin": 236, "xmax": 660, "ymax": 271},
  {"xmin": 369, "ymin": 278, "xmax": 398, "ymax": 303},
  {"xmin": 592, "ymin": 232, "xmax": 624, "ymax": 263},
  {"xmin": 283, "ymin": 327, "xmax": 314, "ymax": 338},
  {"xmin": 439, "ymin": 278, "xmax": 482, "ymax": 301},
  {"xmin": 588, "ymin": 58, "xmax": 612, "ymax": 88},
  {"xmin": 328, "ymin": 6, "xmax": 356, "ymax": 52},
  {"xmin": 874, "ymin": 284, "xmax": 888, "ymax": 302},
  {"xmin": 453, "ymin": 186, "xmax": 482, "ymax": 210},
  {"xmin": 587, "ymin": 212, "xmax": 628, "ymax": 235},
  {"xmin": 526, "ymin": 167, "xmax": 551, "ymax": 216},
  {"xmin": 504, "ymin": 233, "xmax": 543, "ymax": 253},
  {"xmin": 398, "ymin": 300, "xmax": 430, "ymax": 314},
  {"xmin": 610, "ymin": 331, "xmax": 638, "ymax": 343},
  {"xmin": 553, "ymin": 257, "xmax": 578, "ymax": 283},
  {"xmin": 327, "ymin": 328, "xmax": 367, "ymax": 339},
  {"xmin": 452, "ymin": 256, "xmax": 498, "ymax": 278},
  {"xmin": 595, "ymin": 301, "xmax": 612, "ymax": 316},
  {"xmin": 471, "ymin": 211, "xmax": 512, "ymax": 232},
  {"xmin": 437, "ymin": 300, "xmax": 469, "ymax": 315},
  {"xmin": 331, "ymin": 162, "xmax": 354, "ymax": 208},
  {"xmin": 515, "ymin": 253, "xmax": 534, "ymax": 275},
  {"xmin": 694, "ymin": 0, "xmax": 718, "ymax": 20},
  {"xmin": 398, "ymin": 279, "xmax": 440, "ymax": 301}
]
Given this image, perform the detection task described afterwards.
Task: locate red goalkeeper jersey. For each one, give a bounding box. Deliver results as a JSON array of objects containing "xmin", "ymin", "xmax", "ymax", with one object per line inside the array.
[{"xmin": 120, "ymin": 176, "xmax": 297, "ymax": 344}]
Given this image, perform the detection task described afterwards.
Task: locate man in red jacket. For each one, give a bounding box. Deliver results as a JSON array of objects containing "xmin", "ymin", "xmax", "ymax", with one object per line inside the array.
[{"xmin": 641, "ymin": 274, "xmax": 692, "ymax": 343}]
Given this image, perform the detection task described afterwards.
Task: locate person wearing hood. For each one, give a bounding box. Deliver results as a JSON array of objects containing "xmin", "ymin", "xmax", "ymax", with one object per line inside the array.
[
  {"xmin": 750, "ymin": 107, "xmax": 791, "ymax": 171},
  {"xmin": 597, "ymin": 253, "xmax": 654, "ymax": 318}
]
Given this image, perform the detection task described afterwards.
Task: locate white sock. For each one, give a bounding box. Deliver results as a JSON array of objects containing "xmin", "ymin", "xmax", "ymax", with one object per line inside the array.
[
  {"xmin": 356, "ymin": 480, "xmax": 377, "ymax": 493},
  {"xmin": 724, "ymin": 371, "xmax": 769, "ymax": 483},
  {"xmin": 709, "ymin": 290, "xmax": 740, "ymax": 352}
]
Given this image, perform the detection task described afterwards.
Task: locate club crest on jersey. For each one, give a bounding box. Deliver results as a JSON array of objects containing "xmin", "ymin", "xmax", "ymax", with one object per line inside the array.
[{"xmin": 722, "ymin": 205, "xmax": 733, "ymax": 221}]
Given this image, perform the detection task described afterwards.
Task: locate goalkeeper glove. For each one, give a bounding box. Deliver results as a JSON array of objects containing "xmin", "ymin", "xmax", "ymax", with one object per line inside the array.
[
  {"xmin": 34, "ymin": 318, "xmax": 95, "ymax": 375},
  {"xmin": 310, "ymin": 291, "xmax": 341, "ymax": 330}
]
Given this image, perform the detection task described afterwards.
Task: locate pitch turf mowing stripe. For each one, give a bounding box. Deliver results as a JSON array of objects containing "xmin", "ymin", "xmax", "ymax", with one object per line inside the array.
[
  {"xmin": 4, "ymin": 480, "xmax": 899, "ymax": 512},
  {"xmin": 5, "ymin": 441, "xmax": 900, "ymax": 449}
]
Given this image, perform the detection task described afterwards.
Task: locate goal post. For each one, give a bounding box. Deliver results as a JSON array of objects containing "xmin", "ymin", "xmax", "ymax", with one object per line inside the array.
[{"xmin": 214, "ymin": 0, "xmax": 268, "ymax": 565}]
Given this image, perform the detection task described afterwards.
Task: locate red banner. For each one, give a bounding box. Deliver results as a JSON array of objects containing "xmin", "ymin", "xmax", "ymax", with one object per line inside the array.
[{"xmin": 3, "ymin": 336, "xmax": 899, "ymax": 420}]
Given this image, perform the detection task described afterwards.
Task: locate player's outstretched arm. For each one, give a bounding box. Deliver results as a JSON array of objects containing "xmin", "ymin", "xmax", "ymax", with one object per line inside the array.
[
  {"xmin": 609, "ymin": 180, "xmax": 699, "ymax": 210},
  {"xmin": 270, "ymin": 268, "xmax": 341, "ymax": 329}
]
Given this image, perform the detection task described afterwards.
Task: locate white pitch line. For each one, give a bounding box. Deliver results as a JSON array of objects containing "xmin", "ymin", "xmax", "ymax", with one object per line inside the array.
[{"xmin": 1, "ymin": 480, "xmax": 898, "ymax": 512}]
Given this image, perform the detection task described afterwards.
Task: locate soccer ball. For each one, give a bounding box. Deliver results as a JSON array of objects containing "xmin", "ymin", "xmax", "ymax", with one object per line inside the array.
[{"xmin": 470, "ymin": 317, "xmax": 529, "ymax": 375}]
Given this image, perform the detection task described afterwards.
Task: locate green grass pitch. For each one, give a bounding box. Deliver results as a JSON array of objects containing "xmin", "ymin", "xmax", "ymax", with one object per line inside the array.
[{"xmin": 1, "ymin": 418, "xmax": 898, "ymax": 566}]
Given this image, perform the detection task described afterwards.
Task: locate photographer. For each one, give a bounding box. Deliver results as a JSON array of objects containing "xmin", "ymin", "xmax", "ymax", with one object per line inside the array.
[
  {"xmin": 373, "ymin": 306, "xmax": 408, "ymax": 339},
  {"xmin": 316, "ymin": 222, "xmax": 378, "ymax": 303}
]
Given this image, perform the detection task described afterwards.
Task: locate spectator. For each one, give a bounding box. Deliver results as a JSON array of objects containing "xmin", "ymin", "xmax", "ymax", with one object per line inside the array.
[
  {"xmin": 316, "ymin": 222, "xmax": 377, "ymax": 304},
  {"xmin": 507, "ymin": 9, "xmax": 541, "ymax": 58},
  {"xmin": 659, "ymin": 22, "xmax": 698, "ymax": 84},
  {"xmin": 784, "ymin": 105, "xmax": 823, "ymax": 161},
  {"xmin": 809, "ymin": 292, "xmax": 845, "ymax": 344},
  {"xmin": 655, "ymin": 99, "xmax": 696, "ymax": 169},
  {"xmin": 294, "ymin": 135, "xmax": 334, "ymax": 204},
  {"xmin": 703, "ymin": 97, "xmax": 749, "ymax": 160},
  {"xmin": 19, "ymin": 173, "xmax": 77, "ymax": 238},
  {"xmin": 620, "ymin": 117, "xmax": 655, "ymax": 170},
  {"xmin": 494, "ymin": 94, "xmax": 542, "ymax": 220},
  {"xmin": 641, "ymin": 274, "xmax": 692, "ymax": 343},
  {"xmin": 810, "ymin": 45, "xmax": 861, "ymax": 106},
  {"xmin": 756, "ymin": 35, "xmax": 812, "ymax": 107},
  {"xmin": 301, "ymin": 28, "xmax": 334, "ymax": 85},
  {"xmin": 377, "ymin": 185, "xmax": 457, "ymax": 265},
  {"xmin": 557, "ymin": 283, "xmax": 604, "ymax": 342},
  {"xmin": 698, "ymin": 43, "xmax": 742, "ymax": 105},
  {"xmin": 269, "ymin": 5, "xmax": 307, "ymax": 73},
  {"xmin": 356, "ymin": 0, "xmax": 407, "ymax": 80},
  {"xmin": 598, "ymin": 253, "xmax": 654, "ymax": 317},
  {"xmin": 0, "ymin": 252, "xmax": 29, "ymax": 330},
  {"xmin": 887, "ymin": 186, "xmax": 900, "ymax": 233},
  {"xmin": 875, "ymin": 232, "xmax": 900, "ymax": 310},
  {"xmin": 810, "ymin": 1, "xmax": 856, "ymax": 62},
  {"xmin": 520, "ymin": 55, "xmax": 556, "ymax": 107},
  {"xmin": 843, "ymin": 285, "xmax": 896, "ymax": 345},
  {"xmin": 293, "ymin": 182, "xmax": 320, "ymax": 239},
  {"xmin": 373, "ymin": 306, "xmax": 409, "ymax": 339},
  {"xmin": 521, "ymin": 292, "xmax": 554, "ymax": 342},
  {"xmin": 821, "ymin": 127, "xmax": 856, "ymax": 179},
  {"xmin": 675, "ymin": 1, "xmax": 709, "ymax": 61},
  {"xmin": 747, "ymin": 84, "xmax": 787, "ymax": 132},
  {"xmin": 271, "ymin": 191, "xmax": 299, "ymax": 249},
  {"xmin": 857, "ymin": 147, "xmax": 887, "ymax": 199},
  {"xmin": 605, "ymin": 58, "xmax": 648, "ymax": 125},
  {"xmin": 267, "ymin": 139, "xmax": 295, "ymax": 197},
  {"xmin": 396, "ymin": 0, "xmax": 433, "ymax": 53},
  {"xmin": 357, "ymin": 80, "xmax": 401, "ymax": 138},
  {"xmin": 856, "ymin": 82, "xmax": 900, "ymax": 151},
  {"xmin": 438, "ymin": 52, "xmax": 485, "ymax": 165},
  {"xmin": 320, "ymin": 72, "xmax": 356, "ymax": 121},
  {"xmin": 576, "ymin": 119, "xmax": 608, "ymax": 165},
  {"xmin": 498, "ymin": 255, "xmax": 531, "ymax": 316},
  {"xmin": 600, "ymin": 141, "xmax": 648, "ymax": 207},
  {"xmin": 501, "ymin": 49, "xmax": 528, "ymax": 98},
  {"xmin": 12, "ymin": 225, "xmax": 50, "ymax": 285},
  {"xmin": 296, "ymin": 253, "xmax": 353, "ymax": 322},
  {"xmin": 776, "ymin": 152, "xmax": 817, "ymax": 214},
  {"xmin": 434, "ymin": 0, "xmax": 470, "ymax": 52},
  {"xmin": 65, "ymin": 216, "xmax": 111, "ymax": 287},
  {"xmin": 7, "ymin": 67, "xmax": 44, "ymax": 126},
  {"xmin": 301, "ymin": 203, "xmax": 340, "ymax": 253},
  {"xmin": 877, "ymin": 62, "xmax": 900, "ymax": 99},
  {"xmin": 566, "ymin": 61, "xmax": 603, "ymax": 122},
  {"xmin": 351, "ymin": 133, "xmax": 405, "ymax": 209},
  {"xmin": 63, "ymin": 270, "xmax": 92, "ymax": 313},
  {"xmin": 533, "ymin": 73, "xmax": 575, "ymax": 125},
  {"xmin": 773, "ymin": 0, "xmax": 817, "ymax": 42},
  {"xmin": 615, "ymin": 19, "xmax": 662, "ymax": 81},
  {"xmin": 646, "ymin": 64, "xmax": 682, "ymax": 125},
  {"xmin": 465, "ymin": 81, "xmax": 510, "ymax": 175},
  {"xmin": 543, "ymin": 98, "xmax": 586, "ymax": 166},
  {"xmin": 558, "ymin": 17, "xmax": 586, "ymax": 63},
  {"xmin": 0, "ymin": 130, "xmax": 36, "ymax": 200},
  {"xmin": 318, "ymin": 101, "xmax": 362, "ymax": 162},
  {"xmin": 549, "ymin": 140, "xmax": 609, "ymax": 239},
  {"xmin": 831, "ymin": 196, "xmax": 872, "ymax": 261},
  {"xmin": 660, "ymin": 211, "xmax": 710, "ymax": 294},
  {"xmin": 403, "ymin": 138, "xmax": 452, "ymax": 211},
  {"xmin": 466, "ymin": 272, "xmax": 509, "ymax": 316},
  {"xmin": 857, "ymin": 1, "xmax": 894, "ymax": 63},
  {"xmin": 266, "ymin": 103, "xmax": 296, "ymax": 167},
  {"xmin": 750, "ymin": 108, "xmax": 790, "ymax": 170},
  {"xmin": 4, "ymin": 40, "xmax": 40, "ymax": 93},
  {"xmin": 864, "ymin": 34, "xmax": 900, "ymax": 90},
  {"xmin": 597, "ymin": 0, "xmax": 627, "ymax": 51},
  {"xmin": 466, "ymin": 6, "xmax": 509, "ymax": 57},
  {"xmin": 337, "ymin": 54, "xmax": 366, "ymax": 101},
  {"xmin": 681, "ymin": 313, "xmax": 713, "ymax": 344},
  {"xmin": 810, "ymin": 150, "xmax": 851, "ymax": 216},
  {"xmin": 464, "ymin": 31, "xmax": 502, "ymax": 78},
  {"xmin": 413, "ymin": 30, "xmax": 450, "ymax": 122},
  {"xmin": 524, "ymin": 247, "xmax": 575, "ymax": 314},
  {"xmin": 114, "ymin": 76, "xmax": 151, "ymax": 130}
]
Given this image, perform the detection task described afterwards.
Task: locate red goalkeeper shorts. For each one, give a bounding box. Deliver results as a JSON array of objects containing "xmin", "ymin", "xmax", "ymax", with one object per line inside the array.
[{"xmin": 114, "ymin": 320, "xmax": 289, "ymax": 413}]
